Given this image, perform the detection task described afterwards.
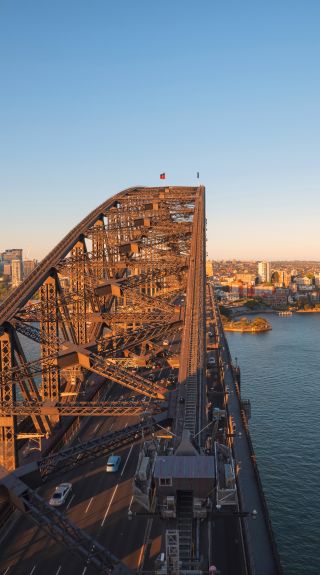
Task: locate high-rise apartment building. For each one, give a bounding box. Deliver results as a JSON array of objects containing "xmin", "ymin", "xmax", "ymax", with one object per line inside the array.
[
  {"xmin": 23, "ymin": 259, "xmax": 37, "ymax": 278},
  {"xmin": 258, "ymin": 261, "xmax": 271, "ymax": 283},
  {"xmin": 3, "ymin": 263, "xmax": 12, "ymax": 277},
  {"xmin": 1, "ymin": 249, "xmax": 23, "ymax": 263},
  {"xmin": 11, "ymin": 259, "xmax": 23, "ymax": 288}
]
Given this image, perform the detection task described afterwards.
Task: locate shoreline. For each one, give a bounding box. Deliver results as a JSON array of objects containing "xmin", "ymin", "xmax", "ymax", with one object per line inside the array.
[{"xmin": 296, "ymin": 309, "xmax": 320, "ymax": 313}]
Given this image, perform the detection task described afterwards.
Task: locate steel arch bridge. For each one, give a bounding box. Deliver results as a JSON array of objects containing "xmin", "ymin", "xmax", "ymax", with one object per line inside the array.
[{"xmin": 0, "ymin": 185, "xmax": 205, "ymax": 472}]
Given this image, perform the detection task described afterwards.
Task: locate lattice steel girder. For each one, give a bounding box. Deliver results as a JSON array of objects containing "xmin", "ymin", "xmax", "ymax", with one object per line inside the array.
[
  {"xmin": 97, "ymin": 320, "xmax": 182, "ymax": 355},
  {"xmin": 87, "ymin": 354, "xmax": 166, "ymax": 399},
  {"xmin": 40, "ymin": 276, "xmax": 60, "ymax": 405},
  {"xmin": 0, "ymin": 343, "xmax": 166, "ymax": 400},
  {"xmin": 39, "ymin": 413, "xmax": 168, "ymax": 480},
  {"xmin": 91, "ymin": 218, "xmax": 106, "ymax": 280},
  {"xmin": 103, "ymin": 311, "xmax": 179, "ymax": 328},
  {"xmin": 70, "ymin": 240, "xmax": 87, "ymax": 344},
  {"xmin": 12, "ymin": 330, "xmax": 52, "ymax": 436},
  {"xmin": 0, "ymin": 331, "xmax": 17, "ymax": 471},
  {"xmin": 0, "ymin": 400, "xmax": 162, "ymax": 417},
  {"xmin": 13, "ymin": 319, "xmax": 63, "ymax": 351}
]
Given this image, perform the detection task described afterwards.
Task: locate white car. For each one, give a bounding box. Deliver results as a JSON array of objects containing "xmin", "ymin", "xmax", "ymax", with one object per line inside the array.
[
  {"xmin": 106, "ymin": 455, "xmax": 121, "ymax": 472},
  {"xmin": 162, "ymin": 339, "xmax": 169, "ymax": 346},
  {"xmin": 49, "ymin": 483, "xmax": 72, "ymax": 507}
]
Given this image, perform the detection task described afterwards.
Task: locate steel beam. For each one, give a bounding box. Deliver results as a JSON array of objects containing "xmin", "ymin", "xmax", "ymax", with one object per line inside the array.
[{"xmin": 0, "ymin": 331, "xmax": 17, "ymax": 470}]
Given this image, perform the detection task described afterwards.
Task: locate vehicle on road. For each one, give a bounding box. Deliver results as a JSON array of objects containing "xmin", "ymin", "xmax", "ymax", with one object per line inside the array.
[
  {"xmin": 207, "ymin": 357, "xmax": 216, "ymax": 367},
  {"xmin": 106, "ymin": 454, "xmax": 121, "ymax": 472},
  {"xmin": 49, "ymin": 483, "xmax": 72, "ymax": 507},
  {"xmin": 162, "ymin": 339, "xmax": 169, "ymax": 346}
]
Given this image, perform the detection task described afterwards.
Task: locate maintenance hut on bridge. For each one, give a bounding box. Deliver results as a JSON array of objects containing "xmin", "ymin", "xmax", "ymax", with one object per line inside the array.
[{"xmin": 154, "ymin": 432, "xmax": 216, "ymax": 519}]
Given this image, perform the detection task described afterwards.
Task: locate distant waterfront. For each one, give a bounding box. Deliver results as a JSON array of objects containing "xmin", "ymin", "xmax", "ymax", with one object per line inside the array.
[{"xmin": 226, "ymin": 313, "xmax": 320, "ymax": 575}]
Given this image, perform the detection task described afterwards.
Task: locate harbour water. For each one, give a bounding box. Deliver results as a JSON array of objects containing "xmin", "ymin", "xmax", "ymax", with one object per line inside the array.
[{"xmin": 226, "ymin": 313, "xmax": 320, "ymax": 575}]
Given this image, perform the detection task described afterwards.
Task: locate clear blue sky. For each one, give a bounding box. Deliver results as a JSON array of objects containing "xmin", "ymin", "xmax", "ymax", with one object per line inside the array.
[{"xmin": 1, "ymin": 0, "xmax": 320, "ymax": 260}]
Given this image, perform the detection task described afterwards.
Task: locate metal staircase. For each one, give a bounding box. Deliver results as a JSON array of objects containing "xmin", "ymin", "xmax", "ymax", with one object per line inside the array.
[{"xmin": 176, "ymin": 491, "xmax": 193, "ymax": 565}]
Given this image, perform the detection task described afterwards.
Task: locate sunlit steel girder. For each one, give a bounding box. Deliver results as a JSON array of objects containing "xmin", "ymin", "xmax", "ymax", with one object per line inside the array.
[
  {"xmin": 0, "ymin": 346, "xmax": 167, "ymax": 399},
  {"xmin": 0, "ymin": 400, "xmax": 162, "ymax": 417}
]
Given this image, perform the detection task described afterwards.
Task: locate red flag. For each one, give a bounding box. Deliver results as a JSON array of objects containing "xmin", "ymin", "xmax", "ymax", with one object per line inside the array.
[{"xmin": 160, "ymin": 173, "xmax": 166, "ymax": 179}]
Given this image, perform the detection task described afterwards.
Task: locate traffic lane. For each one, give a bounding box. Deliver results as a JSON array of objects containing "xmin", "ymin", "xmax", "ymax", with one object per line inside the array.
[
  {"xmin": 141, "ymin": 516, "xmax": 165, "ymax": 572},
  {"xmin": 64, "ymin": 442, "xmax": 139, "ymax": 527},
  {"xmin": 0, "ymin": 439, "xmax": 140, "ymax": 575},
  {"xmin": 41, "ymin": 412, "xmax": 139, "ymax": 509},
  {"xmin": 0, "ymin": 414, "xmax": 139, "ymax": 575},
  {"xmin": 0, "ymin": 521, "xmax": 53, "ymax": 575},
  {"xmin": 50, "ymin": 443, "xmax": 142, "ymax": 574}
]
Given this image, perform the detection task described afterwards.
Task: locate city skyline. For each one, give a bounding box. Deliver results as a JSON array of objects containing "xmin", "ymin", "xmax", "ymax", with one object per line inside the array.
[{"xmin": 1, "ymin": 1, "xmax": 320, "ymax": 260}]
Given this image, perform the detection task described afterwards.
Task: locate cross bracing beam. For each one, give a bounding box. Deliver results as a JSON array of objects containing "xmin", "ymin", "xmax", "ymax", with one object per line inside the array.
[
  {"xmin": 97, "ymin": 320, "xmax": 182, "ymax": 354},
  {"xmin": 87, "ymin": 354, "xmax": 167, "ymax": 399},
  {"xmin": 0, "ymin": 342, "xmax": 167, "ymax": 399},
  {"xmin": 14, "ymin": 317, "xmax": 182, "ymax": 358},
  {"xmin": 0, "ymin": 400, "xmax": 162, "ymax": 417},
  {"xmin": 39, "ymin": 415, "xmax": 167, "ymax": 480},
  {"xmin": 15, "ymin": 260, "xmax": 186, "ymax": 323}
]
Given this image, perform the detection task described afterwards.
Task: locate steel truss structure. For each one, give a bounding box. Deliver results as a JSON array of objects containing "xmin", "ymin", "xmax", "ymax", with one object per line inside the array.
[{"xmin": 0, "ymin": 186, "xmax": 204, "ymax": 471}]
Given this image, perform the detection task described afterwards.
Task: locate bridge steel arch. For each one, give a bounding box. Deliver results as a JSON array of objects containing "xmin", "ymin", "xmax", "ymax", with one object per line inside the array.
[{"xmin": 0, "ymin": 186, "xmax": 203, "ymax": 470}]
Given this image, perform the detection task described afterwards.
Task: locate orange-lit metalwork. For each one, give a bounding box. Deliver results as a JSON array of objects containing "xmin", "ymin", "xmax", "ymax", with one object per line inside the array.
[{"xmin": 0, "ymin": 186, "xmax": 203, "ymax": 470}]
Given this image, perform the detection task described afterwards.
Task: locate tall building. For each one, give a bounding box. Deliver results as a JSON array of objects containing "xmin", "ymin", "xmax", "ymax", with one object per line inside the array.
[
  {"xmin": 11, "ymin": 259, "xmax": 23, "ymax": 288},
  {"xmin": 3, "ymin": 263, "xmax": 12, "ymax": 277},
  {"xmin": 258, "ymin": 261, "xmax": 271, "ymax": 283},
  {"xmin": 1, "ymin": 249, "xmax": 23, "ymax": 263},
  {"xmin": 23, "ymin": 259, "xmax": 37, "ymax": 278}
]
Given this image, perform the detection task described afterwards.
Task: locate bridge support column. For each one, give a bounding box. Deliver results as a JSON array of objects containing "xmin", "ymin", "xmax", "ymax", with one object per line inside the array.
[
  {"xmin": 40, "ymin": 276, "xmax": 60, "ymax": 422},
  {"xmin": 92, "ymin": 218, "xmax": 106, "ymax": 280},
  {"xmin": 0, "ymin": 331, "xmax": 17, "ymax": 470},
  {"xmin": 70, "ymin": 240, "xmax": 87, "ymax": 344}
]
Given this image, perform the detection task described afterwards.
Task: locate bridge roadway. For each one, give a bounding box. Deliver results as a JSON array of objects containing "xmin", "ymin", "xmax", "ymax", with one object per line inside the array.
[
  {"xmin": 210, "ymin": 287, "xmax": 282, "ymax": 575},
  {"xmin": 0, "ymin": 397, "xmax": 165, "ymax": 575}
]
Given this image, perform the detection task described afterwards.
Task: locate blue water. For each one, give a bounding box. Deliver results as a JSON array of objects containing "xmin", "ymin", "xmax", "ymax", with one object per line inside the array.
[{"xmin": 226, "ymin": 313, "xmax": 320, "ymax": 575}]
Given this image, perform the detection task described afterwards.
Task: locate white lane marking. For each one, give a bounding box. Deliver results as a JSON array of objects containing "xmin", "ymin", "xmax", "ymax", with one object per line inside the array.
[
  {"xmin": 128, "ymin": 495, "xmax": 133, "ymax": 512},
  {"xmin": 85, "ymin": 497, "xmax": 93, "ymax": 514},
  {"xmin": 93, "ymin": 422, "xmax": 100, "ymax": 433},
  {"xmin": 110, "ymin": 422, "xmax": 114, "ymax": 431},
  {"xmin": 121, "ymin": 445, "xmax": 133, "ymax": 477},
  {"xmin": 29, "ymin": 567, "xmax": 36, "ymax": 575},
  {"xmin": 66, "ymin": 493, "xmax": 75, "ymax": 510},
  {"xmin": 3, "ymin": 567, "xmax": 11, "ymax": 575},
  {"xmin": 55, "ymin": 567, "xmax": 62, "ymax": 575},
  {"xmin": 81, "ymin": 568, "xmax": 87, "ymax": 575},
  {"xmin": 124, "ymin": 422, "xmax": 128, "ymax": 428},
  {"xmin": 101, "ymin": 484, "xmax": 119, "ymax": 527}
]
